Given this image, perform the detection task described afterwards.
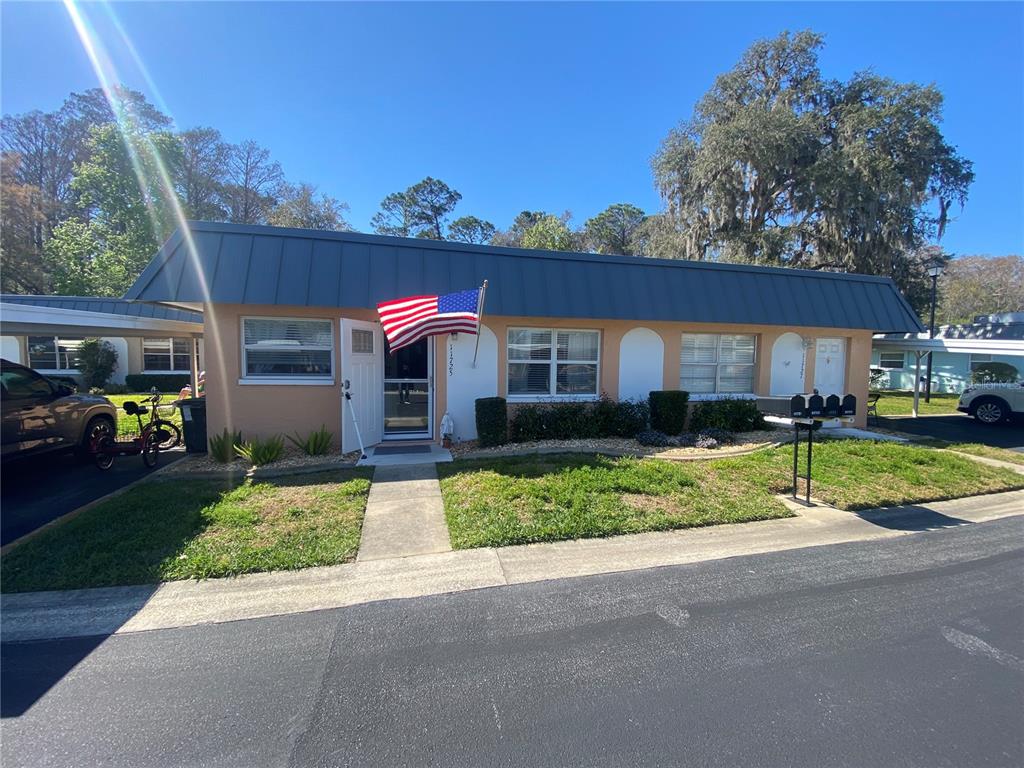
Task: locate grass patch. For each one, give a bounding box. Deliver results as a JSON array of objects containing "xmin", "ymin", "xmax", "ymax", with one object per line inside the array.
[
  {"xmin": 438, "ymin": 441, "xmax": 1024, "ymax": 549},
  {"xmin": 1, "ymin": 468, "xmax": 373, "ymax": 593},
  {"xmin": 873, "ymin": 392, "xmax": 960, "ymax": 416},
  {"xmin": 437, "ymin": 454, "xmax": 793, "ymax": 549},
  {"xmin": 907, "ymin": 439, "xmax": 1024, "ymax": 467},
  {"xmin": 104, "ymin": 393, "xmax": 183, "ymax": 438}
]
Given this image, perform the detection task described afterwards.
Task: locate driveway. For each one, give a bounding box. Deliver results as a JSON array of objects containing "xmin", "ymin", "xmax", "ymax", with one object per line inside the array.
[
  {"xmin": 1, "ymin": 449, "xmax": 184, "ymax": 547},
  {"xmin": 880, "ymin": 413, "xmax": 1024, "ymax": 450}
]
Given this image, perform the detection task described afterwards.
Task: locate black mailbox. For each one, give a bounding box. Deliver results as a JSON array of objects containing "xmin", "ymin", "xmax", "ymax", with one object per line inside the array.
[
  {"xmin": 825, "ymin": 394, "xmax": 840, "ymax": 417},
  {"xmin": 808, "ymin": 394, "xmax": 824, "ymax": 416},
  {"xmin": 790, "ymin": 395, "xmax": 807, "ymax": 417},
  {"xmin": 841, "ymin": 394, "xmax": 857, "ymax": 416}
]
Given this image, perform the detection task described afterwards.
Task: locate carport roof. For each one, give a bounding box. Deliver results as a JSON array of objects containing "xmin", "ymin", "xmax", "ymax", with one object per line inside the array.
[
  {"xmin": 1, "ymin": 295, "xmax": 203, "ymax": 337},
  {"xmin": 125, "ymin": 221, "xmax": 926, "ymax": 334},
  {"xmin": 1, "ymin": 294, "xmax": 201, "ymax": 323}
]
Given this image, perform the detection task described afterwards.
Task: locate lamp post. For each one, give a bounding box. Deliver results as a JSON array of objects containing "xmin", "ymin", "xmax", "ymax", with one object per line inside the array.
[{"xmin": 924, "ymin": 261, "xmax": 944, "ymax": 403}]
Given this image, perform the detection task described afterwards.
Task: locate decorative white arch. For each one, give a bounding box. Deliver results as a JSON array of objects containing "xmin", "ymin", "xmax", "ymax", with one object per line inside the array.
[
  {"xmin": 445, "ymin": 325, "xmax": 498, "ymax": 442},
  {"xmin": 770, "ymin": 332, "xmax": 807, "ymax": 395},
  {"xmin": 618, "ymin": 327, "xmax": 664, "ymax": 401}
]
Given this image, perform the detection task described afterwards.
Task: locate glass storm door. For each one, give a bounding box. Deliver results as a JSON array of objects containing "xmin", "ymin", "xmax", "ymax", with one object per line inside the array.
[{"xmin": 383, "ymin": 337, "xmax": 431, "ymax": 438}]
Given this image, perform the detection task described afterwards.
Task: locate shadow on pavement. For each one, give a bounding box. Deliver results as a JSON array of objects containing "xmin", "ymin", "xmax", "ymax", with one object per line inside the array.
[
  {"xmin": 855, "ymin": 505, "xmax": 971, "ymax": 532},
  {"xmin": 2, "ymin": 634, "xmax": 108, "ymax": 718}
]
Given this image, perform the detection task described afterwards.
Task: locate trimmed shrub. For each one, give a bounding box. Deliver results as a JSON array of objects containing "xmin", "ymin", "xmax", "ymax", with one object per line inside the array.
[
  {"xmin": 287, "ymin": 425, "xmax": 333, "ymax": 456},
  {"xmin": 235, "ymin": 434, "xmax": 285, "ymax": 466},
  {"xmin": 970, "ymin": 362, "xmax": 1019, "ymax": 384},
  {"xmin": 475, "ymin": 397, "xmax": 508, "ymax": 447},
  {"xmin": 508, "ymin": 404, "xmax": 546, "ymax": 442},
  {"xmin": 696, "ymin": 427, "xmax": 735, "ymax": 445},
  {"xmin": 688, "ymin": 398, "xmax": 766, "ymax": 433},
  {"xmin": 649, "ymin": 390, "xmax": 690, "ymax": 434},
  {"xmin": 593, "ymin": 395, "xmax": 649, "ymax": 437},
  {"xmin": 209, "ymin": 428, "xmax": 242, "ymax": 463},
  {"xmin": 77, "ymin": 338, "xmax": 118, "ymax": 389},
  {"xmin": 125, "ymin": 373, "xmax": 190, "ymax": 393},
  {"xmin": 694, "ymin": 434, "xmax": 720, "ymax": 450},
  {"xmin": 636, "ymin": 429, "xmax": 671, "ymax": 447}
]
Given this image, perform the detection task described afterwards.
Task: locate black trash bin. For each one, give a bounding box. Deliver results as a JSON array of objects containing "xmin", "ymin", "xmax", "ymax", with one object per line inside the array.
[{"xmin": 179, "ymin": 397, "xmax": 208, "ymax": 453}]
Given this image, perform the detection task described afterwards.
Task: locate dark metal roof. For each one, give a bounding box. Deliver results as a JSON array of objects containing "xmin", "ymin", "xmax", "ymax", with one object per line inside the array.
[
  {"xmin": 1, "ymin": 294, "xmax": 202, "ymax": 324},
  {"xmin": 125, "ymin": 221, "xmax": 925, "ymax": 333}
]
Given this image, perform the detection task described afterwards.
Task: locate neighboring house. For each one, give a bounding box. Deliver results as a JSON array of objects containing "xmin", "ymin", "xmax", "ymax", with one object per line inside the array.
[
  {"xmin": 0, "ymin": 295, "xmax": 204, "ymax": 388},
  {"xmin": 872, "ymin": 313, "xmax": 1024, "ymax": 394},
  {"xmin": 124, "ymin": 221, "xmax": 924, "ymax": 448}
]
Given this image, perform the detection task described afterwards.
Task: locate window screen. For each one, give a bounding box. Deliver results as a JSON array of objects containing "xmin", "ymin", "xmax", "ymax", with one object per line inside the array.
[
  {"xmin": 242, "ymin": 318, "xmax": 333, "ymax": 378},
  {"xmin": 351, "ymin": 329, "xmax": 374, "ymax": 354},
  {"xmin": 680, "ymin": 333, "xmax": 756, "ymax": 394},
  {"xmin": 507, "ymin": 328, "xmax": 599, "ymax": 397},
  {"xmin": 878, "ymin": 352, "xmax": 905, "ymax": 369}
]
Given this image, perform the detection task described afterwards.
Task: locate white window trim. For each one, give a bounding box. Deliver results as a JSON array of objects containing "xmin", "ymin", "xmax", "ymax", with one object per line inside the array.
[
  {"xmin": 878, "ymin": 352, "xmax": 906, "ymax": 370},
  {"xmin": 27, "ymin": 335, "xmax": 81, "ymax": 374},
  {"xmin": 240, "ymin": 315, "xmax": 335, "ymax": 385},
  {"xmin": 142, "ymin": 337, "xmax": 192, "ymax": 374},
  {"xmin": 506, "ymin": 327, "xmax": 601, "ymax": 402},
  {"xmin": 680, "ymin": 333, "xmax": 758, "ymax": 395}
]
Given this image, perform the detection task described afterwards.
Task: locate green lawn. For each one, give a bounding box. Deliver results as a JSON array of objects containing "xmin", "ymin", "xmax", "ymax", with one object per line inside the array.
[
  {"xmin": 873, "ymin": 391, "xmax": 960, "ymax": 416},
  {"xmin": 438, "ymin": 441, "xmax": 1024, "ymax": 549},
  {"xmin": 1, "ymin": 468, "xmax": 373, "ymax": 593},
  {"xmin": 907, "ymin": 439, "xmax": 1024, "ymax": 467},
  {"xmin": 104, "ymin": 393, "xmax": 182, "ymax": 437}
]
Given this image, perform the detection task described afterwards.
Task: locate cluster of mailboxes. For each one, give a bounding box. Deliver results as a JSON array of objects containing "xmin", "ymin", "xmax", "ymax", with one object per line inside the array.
[{"xmin": 790, "ymin": 393, "xmax": 857, "ymax": 419}]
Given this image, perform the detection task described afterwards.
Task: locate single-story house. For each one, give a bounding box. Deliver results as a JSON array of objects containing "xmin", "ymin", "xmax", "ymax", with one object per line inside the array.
[
  {"xmin": 872, "ymin": 312, "xmax": 1024, "ymax": 394},
  {"xmin": 124, "ymin": 221, "xmax": 924, "ymax": 449},
  {"xmin": 0, "ymin": 294, "xmax": 204, "ymax": 388}
]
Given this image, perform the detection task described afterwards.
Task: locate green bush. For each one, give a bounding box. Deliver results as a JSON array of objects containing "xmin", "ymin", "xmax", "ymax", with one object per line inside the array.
[
  {"xmin": 77, "ymin": 338, "xmax": 118, "ymax": 389},
  {"xmin": 688, "ymin": 398, "xmax": 766, "ymax": 433},
  {"xmin": 287, "ymin": 425, "xmax": 333, "ymax": 456},
  {"xmin": 125, "ymin": 374, "xmax": 190, "ymax": 393},
  {"xmin": 593, "ymin": 396, "xmax": 650, "ymax": 437},
  {"xmin": 475, "ymin": 397, "xmax": 508, "ymax": 447},
  {"xmin": 209, "ymin": 428, "xmax": 242, "ymax": 463},
  {"xmin": 235, "ymin": 434, "xmax": 285, "ymax": 466},
  {"xmin": 649, "ymin": 390, "xmax": 690, "ymax": 434},
  {"xmin": 970, "ymin": 362, "xmax": 1019, "ymax": 384}
]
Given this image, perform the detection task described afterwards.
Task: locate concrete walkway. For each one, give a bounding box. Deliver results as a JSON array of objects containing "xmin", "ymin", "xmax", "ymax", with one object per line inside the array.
[
  {"xmin": 2, "ymin": 489, "xmax": 1022, "ymax": 643},
  {"xmin": 357, "ymin": 464, "xmax": 451, "ymax": 561}
]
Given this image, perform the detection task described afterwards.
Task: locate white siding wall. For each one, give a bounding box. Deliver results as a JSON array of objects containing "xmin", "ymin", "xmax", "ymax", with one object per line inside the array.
[{"xmin": 444, "ymin": 325, "xmax": 498, "ymax": 442}]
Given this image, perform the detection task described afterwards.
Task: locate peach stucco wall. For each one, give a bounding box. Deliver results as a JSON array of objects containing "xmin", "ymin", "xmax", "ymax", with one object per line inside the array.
[{"xmin": 203, "ymin": 303, "xmax": 874, "ymax": 444}]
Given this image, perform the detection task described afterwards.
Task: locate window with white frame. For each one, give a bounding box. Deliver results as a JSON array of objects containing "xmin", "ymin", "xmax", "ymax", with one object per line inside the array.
[
  {"xmin": 27, "ymin": 336, "xmax": 82, "ymax": 371},
  {"xmin": 680, "ymin": 333, "xmax": 756, "ymax": 394},
  {"xmin": 878, "ymin": 352, "xmax": 905, "ymax": 370},
  {"xmin": 969, "ymin": 354, "xmax": 992, "ymax": 371},
  {"xmin": 241, "ymin": 318, "xmax": 333, "ymax": 380},
  {"xmin": 507, "ymin": 328, "xmax": 600, "ymax": 398},
  {"xmin": 143, "ymin": 338, "xmax": 192, "ymax": 372}
]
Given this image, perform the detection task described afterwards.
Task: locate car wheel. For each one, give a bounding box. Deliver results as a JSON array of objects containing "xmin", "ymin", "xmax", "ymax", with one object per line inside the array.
[
  {"xmin": 973, "ymin": 398, "xmax": 1007, "ymax": 425},
  {"xmin": 78, "ymin": 416, "xmax": 114, "ymax": 457}
]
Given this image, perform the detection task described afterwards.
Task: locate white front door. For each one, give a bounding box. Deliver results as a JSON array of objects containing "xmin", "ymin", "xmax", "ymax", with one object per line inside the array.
[
  {"xmin": 814, "ymin": 337, "xmax": 847, "ymax": 396},
  {"xmin": 340, "ymin": 319, "xmax": 383, "ymax": 453}
]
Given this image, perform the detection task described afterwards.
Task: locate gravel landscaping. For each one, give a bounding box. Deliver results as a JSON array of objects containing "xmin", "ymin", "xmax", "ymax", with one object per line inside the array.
[{"xmin": 163, "ymin": 447, "xmax": 362, "ymax": 475}]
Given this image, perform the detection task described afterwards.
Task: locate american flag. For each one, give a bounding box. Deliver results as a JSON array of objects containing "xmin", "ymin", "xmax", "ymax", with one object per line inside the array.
[{"xmin": 376, "ymin": 288, "xmax": 482, "ymax": 352}]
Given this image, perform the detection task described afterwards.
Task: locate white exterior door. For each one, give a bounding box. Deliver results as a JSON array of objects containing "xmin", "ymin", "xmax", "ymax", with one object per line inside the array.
[
  {"xmin": 340, "ymin": 319, "xmax": 383, "ymax": 453},
  {"xmin": 814, "ymin": 337, "xmax": 847, "ymax": 396}
]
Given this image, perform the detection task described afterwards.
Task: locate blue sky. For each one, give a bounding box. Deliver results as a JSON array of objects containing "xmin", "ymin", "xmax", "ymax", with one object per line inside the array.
[{"xmin": 3, "ymin": 2, "xmax": 1022, "ymax": 255}]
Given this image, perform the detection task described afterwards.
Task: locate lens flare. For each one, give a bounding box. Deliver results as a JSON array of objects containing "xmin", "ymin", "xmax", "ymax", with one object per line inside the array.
[{"xmin": 63, "ymin": 0, "xmax": 229, "ymax": 428}]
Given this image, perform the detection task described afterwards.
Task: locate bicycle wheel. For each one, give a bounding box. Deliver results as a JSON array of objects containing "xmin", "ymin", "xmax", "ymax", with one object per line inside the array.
[
  {"xmin": 153, "ymin": 419, "xmax": 182, "ymax": 450},
  {"xmin": 142, "ymin": 431, "xmax": 160, "ymax": 468},
  {"xmin": 94, "ymin": 435, "xmax": 115, "ymax": 471}
]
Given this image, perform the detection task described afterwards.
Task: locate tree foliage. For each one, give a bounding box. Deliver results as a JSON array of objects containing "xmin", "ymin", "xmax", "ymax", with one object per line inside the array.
[
  {"xmin": 521, "ymin": 213, "xmax": 576, "ymax": 251},
  {"xmin": 371, "ymin": 177, "xmax": 493, "ymax": 242},
  {"xmin": 491, "ymin": 210, "xmax": 548, "ymax": 247},
  {"xmin": 267, "ymin": 182, "xmax": 351, "ymax": 231},
  {"xmin": 651, "ymin": 30, "xmax": 974, "ymax": 310},
  {"xmin": 938, "ymin": 255, "xmax": 1024, "ymax": 325},
  {"xmin": 583, "ymin": 203, "xmax": 647, "ymax": 255},
  {"xmin": 76, "ymin": 338, "xmax": 119, "ymax": 389}
]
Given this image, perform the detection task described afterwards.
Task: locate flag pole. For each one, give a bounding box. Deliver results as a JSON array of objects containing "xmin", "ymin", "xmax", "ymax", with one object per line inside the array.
[{"xmin": 471, "ymin": 279, "xmax": 488, "ymax": 368}]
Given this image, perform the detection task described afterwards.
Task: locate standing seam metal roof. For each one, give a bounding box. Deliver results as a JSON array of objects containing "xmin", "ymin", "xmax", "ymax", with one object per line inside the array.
[
  {"xmin": 1, "ymin": 294, "xmax": 202, "ymax": 324},
  {"xmin": 124, "ymin": 221, "xmax": 925, "ymax": 333}
]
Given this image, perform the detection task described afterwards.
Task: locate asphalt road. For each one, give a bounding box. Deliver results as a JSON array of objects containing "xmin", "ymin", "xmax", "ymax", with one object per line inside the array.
[
  {"xmin": 0, "ymin": 448, "xmax": 184, "ymax": 546},
  {"xmin": 3, "ymin": 517, "xmax": 1022, "ymax": 768},
  {"xmin": 881, "ymin": 412, "xmax": 1024, "ymax": 449}
]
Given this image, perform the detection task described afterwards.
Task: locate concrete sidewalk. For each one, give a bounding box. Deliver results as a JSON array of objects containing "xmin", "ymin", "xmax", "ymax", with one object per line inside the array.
[
  {"xmin": 3, "ymin": 489, "xmax": 1022, "ymax": 643},
  {"xmin": 357, "ymin": 464, "xmax": 451, "ymax": 561}
]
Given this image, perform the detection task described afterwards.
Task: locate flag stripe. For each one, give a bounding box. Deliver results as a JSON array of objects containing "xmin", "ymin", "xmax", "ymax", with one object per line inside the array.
[{"xmin": 377, "ymin": 288, "xmax": 481, "ymax": 352}]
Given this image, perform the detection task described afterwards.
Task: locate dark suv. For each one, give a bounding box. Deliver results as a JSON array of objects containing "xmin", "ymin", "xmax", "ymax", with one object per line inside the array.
[{"xmin": 1, "ymin": 359, "xmax": 117, "ymax": 461}]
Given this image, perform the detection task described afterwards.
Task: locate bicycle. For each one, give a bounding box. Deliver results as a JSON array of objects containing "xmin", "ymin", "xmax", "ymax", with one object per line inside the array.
[
  {"xmin": 142, "ymin": 389, "xmax": 183, "ymax": 450},
  {"xmin": 92, "ymin": 396, "xmax": 174, "ymax": 470}
]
